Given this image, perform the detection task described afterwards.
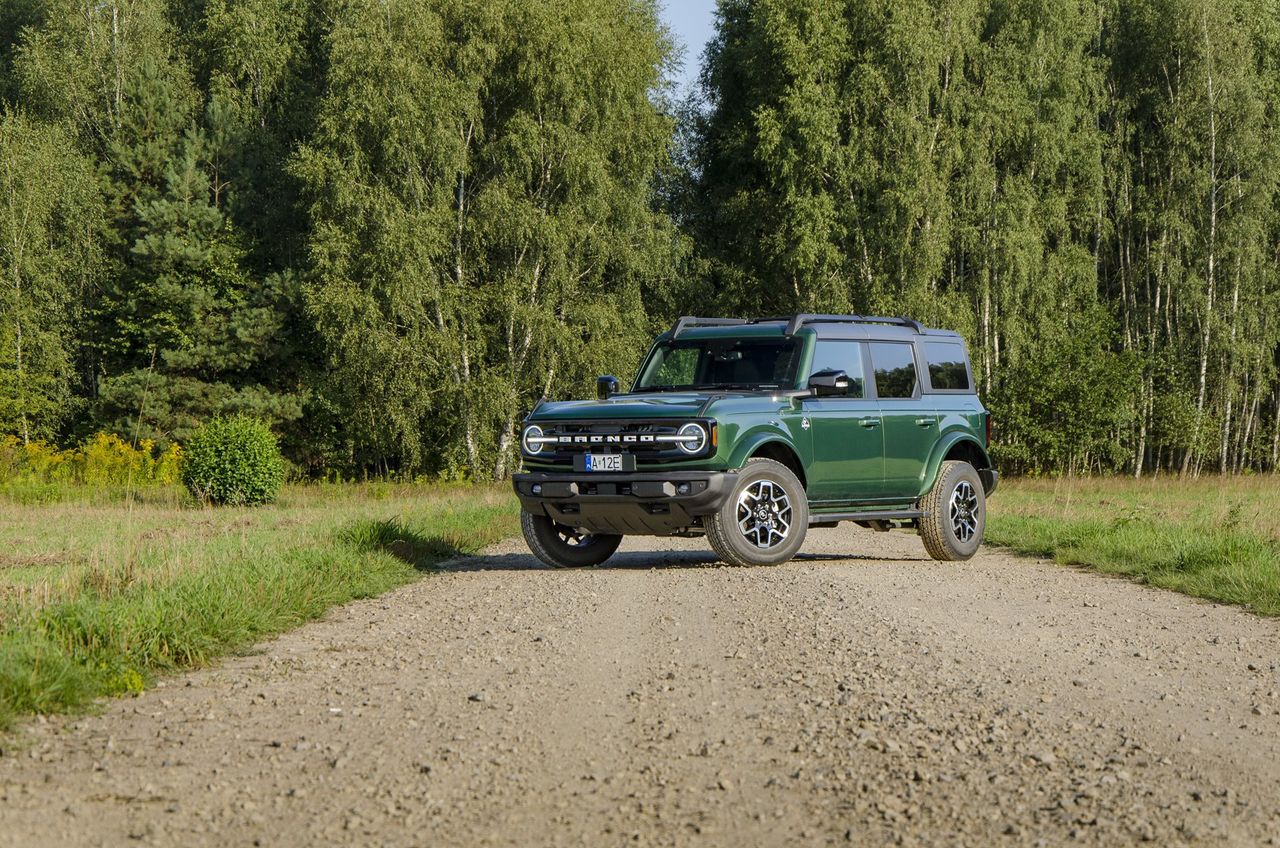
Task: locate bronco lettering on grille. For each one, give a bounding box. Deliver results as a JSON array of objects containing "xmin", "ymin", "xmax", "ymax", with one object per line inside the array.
[{"xmin": 556, "ymin": 435, "xmax": 658, "ymax": 444}]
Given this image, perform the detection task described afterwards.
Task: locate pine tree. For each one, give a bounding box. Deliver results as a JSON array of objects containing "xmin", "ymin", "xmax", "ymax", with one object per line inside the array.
[{"xmin": 93, "ymin": 60, "xmax": 302, "ymax": 442}]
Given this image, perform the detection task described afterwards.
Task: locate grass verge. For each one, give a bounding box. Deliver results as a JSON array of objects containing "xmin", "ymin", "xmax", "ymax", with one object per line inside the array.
[
  {"xmin": 988, "ymin": 475, "xmax": 1280, "ymax": 616},
  {"xmin": 0, "ymin": 483, "xmax": 518, "ymax": 730}
]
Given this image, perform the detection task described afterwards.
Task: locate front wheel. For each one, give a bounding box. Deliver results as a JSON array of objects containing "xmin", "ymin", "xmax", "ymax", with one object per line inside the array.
[
  {"xmin": 918, "ymin": 460, "xmax": 986, "ymax": 561},
  {"xmin": 520, "ymin": 510, "xmax": 623, "ymax": 568},
  {"xmin": 705, "ymin": 458, "xmax": 809, "ymax": 567}
]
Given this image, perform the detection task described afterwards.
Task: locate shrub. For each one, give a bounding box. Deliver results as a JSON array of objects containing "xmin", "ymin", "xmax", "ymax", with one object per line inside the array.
[
  {"xmin": 181, "ymin": 417, "xmax": 284, "ymax": 505},
  {"xmin": 0, "ymin": 434, "xmax": 182, "ymax": 487}
]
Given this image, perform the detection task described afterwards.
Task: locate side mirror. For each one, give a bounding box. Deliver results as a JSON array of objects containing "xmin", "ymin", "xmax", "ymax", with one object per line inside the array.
[
  {"xmin": 597, "ymin": 375, "xmax": 621, "ymax": 400},
  {"xmin": 807, "ymin": 369, "xmax": 851, "ymax": 397}
]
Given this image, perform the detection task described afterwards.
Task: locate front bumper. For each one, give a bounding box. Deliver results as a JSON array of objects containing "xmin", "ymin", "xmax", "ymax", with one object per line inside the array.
[{"xmin": 513, "ymin": 470, "xmax": 736, "ymax": 535}]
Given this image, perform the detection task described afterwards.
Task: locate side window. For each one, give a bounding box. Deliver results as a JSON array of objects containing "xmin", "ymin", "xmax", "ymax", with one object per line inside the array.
[
  {"xmin": 922, "ymin": 341, "xmax": 971, "ymax": 391},
  {"xmin": 868, "ymin": 342, "xmax": 917, "ymax": 399},
  {"xmin": 810, "ymin": 340, "xmax": 864, "ymax": 398}
]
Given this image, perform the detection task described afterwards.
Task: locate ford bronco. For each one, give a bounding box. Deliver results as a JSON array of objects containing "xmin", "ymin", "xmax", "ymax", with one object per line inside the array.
[{"xmin": 513, "ymin": 314, "xmax": 997, "ymax": 568}]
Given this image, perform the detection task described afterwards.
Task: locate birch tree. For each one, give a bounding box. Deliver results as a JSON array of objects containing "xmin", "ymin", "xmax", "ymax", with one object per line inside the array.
[{"xmin": 0, "ymin": 112, "xmax": 101, "ymax": 441}]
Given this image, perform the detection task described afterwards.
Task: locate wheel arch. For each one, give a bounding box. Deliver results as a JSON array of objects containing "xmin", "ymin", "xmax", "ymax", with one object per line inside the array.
[
  {"xmin": 922, "ymin": 434, "xmax": 993, "ymax": 496},
  {"xmin": 728, "ymin": 431, "xmax": 808, "ymax": 489}
]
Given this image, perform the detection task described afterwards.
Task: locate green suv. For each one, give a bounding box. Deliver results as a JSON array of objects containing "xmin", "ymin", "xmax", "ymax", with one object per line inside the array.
[{"xmin": 513, "ymin": 314, "xmax": 997, "ymax": 568}]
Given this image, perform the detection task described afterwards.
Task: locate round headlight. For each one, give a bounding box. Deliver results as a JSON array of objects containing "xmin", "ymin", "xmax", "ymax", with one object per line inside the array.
[
  {"xmin": 522, "ymin": 424, "xmax": 545, "ymax": 455},
  {"xmin": 676, "ymin": 422, "xmax": 707, "ymax": 455}
]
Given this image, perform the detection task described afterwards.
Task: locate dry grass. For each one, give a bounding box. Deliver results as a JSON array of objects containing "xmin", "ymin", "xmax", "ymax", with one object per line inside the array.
[{"xmin": 994, "ymin": 475, "xmax": 1280, "ymax": 540}]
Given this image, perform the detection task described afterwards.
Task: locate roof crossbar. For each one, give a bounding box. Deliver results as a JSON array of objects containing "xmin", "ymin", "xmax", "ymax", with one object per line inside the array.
[
  {"xmin": 668, "ymin": 316, "xmax": 749, "ymax": 339},
  {"xmin": 749, "ymin": 314, "xmax": 924, "ymax": 335}
]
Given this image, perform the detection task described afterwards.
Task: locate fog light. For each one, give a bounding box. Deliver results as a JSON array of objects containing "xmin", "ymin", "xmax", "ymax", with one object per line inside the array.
[
  {"xmin": 531, "ymin": 484, "xmax": 543, "ymax": 495},
  {"xmin": 676, "ymin": 482, "xmax": 691, "ymax": 495}
]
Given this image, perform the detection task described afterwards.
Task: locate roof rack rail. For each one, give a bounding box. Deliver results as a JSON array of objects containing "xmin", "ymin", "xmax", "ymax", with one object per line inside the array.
[
  {"xmin": 748, "ymin": 314, "xmax": 924, "ymax": 335},
  {"xmin": 668, "ymin": 316, "xmax": 748, "ymax": 339}
]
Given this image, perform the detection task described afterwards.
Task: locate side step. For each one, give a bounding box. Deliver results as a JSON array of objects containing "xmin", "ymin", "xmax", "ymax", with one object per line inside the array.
[{"xmin": 808, "ymin": 509, "xmax": 923, "ymax": 527}]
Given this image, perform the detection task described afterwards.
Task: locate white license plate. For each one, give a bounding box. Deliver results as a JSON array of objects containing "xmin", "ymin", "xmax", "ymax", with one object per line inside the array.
[{"xmin": 584, "ymin": 453, "xmax": 623, "ymax": 472}]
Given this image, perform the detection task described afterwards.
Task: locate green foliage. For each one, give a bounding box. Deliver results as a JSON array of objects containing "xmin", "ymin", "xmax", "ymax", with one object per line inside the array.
[
  {"xmin": 0, "ymin": 0, "xmax": 1277, "ymax": 477},
  {"xmin": 690, "ymin": 0, "xmax": 1280, "ymax": 476},
  {"xmin": 0, "ymin": 110, "xmax": 103, "ymax": 442},
  {"xmin": 90, "ymin": 58, "xmax": 304, "ymax": 444},
  {"xmin": 295, "ymin": 0, "xmax": 678, "ymax": 479},
  {"xmin": 180, "ymin": 416, "xmax": 284, "ymax": 505}
]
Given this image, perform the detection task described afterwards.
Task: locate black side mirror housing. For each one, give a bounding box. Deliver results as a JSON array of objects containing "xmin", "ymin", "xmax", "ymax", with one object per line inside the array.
[
  {"xmin": 807, "ymin": 369, "xmax": 851, "ymax": 397},
  {"xmin": 597, "ymin": 375, "xmax": 621, "ymax": 400}
]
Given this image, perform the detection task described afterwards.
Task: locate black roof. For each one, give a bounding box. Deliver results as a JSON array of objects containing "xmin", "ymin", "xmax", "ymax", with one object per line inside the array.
[{"xmin": 667, "ymin": 314, "xmax": 962, "ymax": 342}]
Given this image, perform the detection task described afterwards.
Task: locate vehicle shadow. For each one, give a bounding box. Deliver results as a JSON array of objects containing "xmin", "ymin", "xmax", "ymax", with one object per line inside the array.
[
  {"xmin": 438, "ymin": 549, "xmax": 915, "ymax": 572},
  {"xmin": 342, "ymin": 518, "xmax": 930, "ymax": 572}
]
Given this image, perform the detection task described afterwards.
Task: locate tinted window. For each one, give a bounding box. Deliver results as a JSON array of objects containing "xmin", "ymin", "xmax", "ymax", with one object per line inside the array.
[
  {"xmin": 922, "ymin": 341, "xmax": 971, "ymax": 391},
  {"xmin": 635, "ymin": 338, "xmax": 803, "ymax": 391},
  {"xmin": 868, "ymin": 342, "xmax": 917, "ymax": 399},
  {"xmin": 650, "ymin": 347, "xmax": 698, "ymax": 386},
  {"xmin": 809, "ymin": 340, "xmax": 864, "ymax": 398}
]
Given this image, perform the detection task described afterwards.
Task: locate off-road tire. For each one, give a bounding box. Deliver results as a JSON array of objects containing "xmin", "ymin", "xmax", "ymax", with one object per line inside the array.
[
  {"xmin": 705, "ymin": 458, "xmax": 809, "ymax": 567},
  {"xmin": 520, "ymin": 510, "xmax": 623, "ymax": 568},
  {"xmin": 919, "ymin": 460, "xmax": 986, "ymax": 561}
]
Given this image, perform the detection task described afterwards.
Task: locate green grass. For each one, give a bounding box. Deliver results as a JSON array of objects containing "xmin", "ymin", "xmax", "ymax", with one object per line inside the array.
[
  {"xmin": 0, "ymin": 482, "xmax": 519, "ymax": 730},
  {"xmin": 988, "ymin": 475, "xmax": 1280, "ymax": 616}
]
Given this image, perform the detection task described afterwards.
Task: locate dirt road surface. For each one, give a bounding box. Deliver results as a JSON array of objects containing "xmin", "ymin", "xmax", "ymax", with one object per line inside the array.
[{"xmin": 2, "ymin": 527, "xmax": 1279, "ymax": 846}]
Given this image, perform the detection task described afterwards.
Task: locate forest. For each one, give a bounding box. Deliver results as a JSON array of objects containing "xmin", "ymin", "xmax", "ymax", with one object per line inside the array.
[{"xmin": 1, "ymin": 0, "xmax": 1278, "ymax": 479}]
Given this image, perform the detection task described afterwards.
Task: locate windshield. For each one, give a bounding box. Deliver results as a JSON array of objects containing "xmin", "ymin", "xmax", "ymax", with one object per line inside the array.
[{"xmin": 633, "ymin": 337, "xmax": 803, "ymax": 392}]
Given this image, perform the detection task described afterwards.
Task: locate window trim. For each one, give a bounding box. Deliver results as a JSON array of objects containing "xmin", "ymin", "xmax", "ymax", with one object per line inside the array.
[{"xmin": 919, "ymin": 339, "xmax": 975, "ymax": 395}]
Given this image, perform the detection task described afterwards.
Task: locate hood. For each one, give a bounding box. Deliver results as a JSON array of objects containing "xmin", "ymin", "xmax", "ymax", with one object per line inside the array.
[{"xmin": 527, "ymin": 392, "xmax": 724, "ymax": 422}]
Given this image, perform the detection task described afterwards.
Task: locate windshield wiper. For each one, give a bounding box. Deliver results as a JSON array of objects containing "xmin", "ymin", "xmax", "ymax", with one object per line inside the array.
[
  {"xmin": 631, "ymin": 383, "xmax": 782, "ymax": 394},
  {"xmin": 705, "ymin": 383, "xmax": 781, "ymax": 391}
]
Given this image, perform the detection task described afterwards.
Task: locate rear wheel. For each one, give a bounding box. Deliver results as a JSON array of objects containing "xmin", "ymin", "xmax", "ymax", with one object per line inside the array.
[
  {"xmin": 918, "ymin": 460, "xmax": 986, "ymax": 561},
  {"xmin": 705, "ymin": 458, "xmax": 809, "ymax": 567},
  {"xmin": 520, "ymin": 510, "xmax": 623, "ymax": 568}
]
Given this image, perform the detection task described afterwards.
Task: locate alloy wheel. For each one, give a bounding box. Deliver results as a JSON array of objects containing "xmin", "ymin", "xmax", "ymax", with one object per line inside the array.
[
  {"xmin": 949, "ymin": 480, "xmax": 980, "ymax": 543},
  {"xmin": 736, "ymin": 479, "xmax": 793, "ymax": 549},
  {"xmin": 555, "ymin": 524, "xmax": 593, "ymax": 547}
]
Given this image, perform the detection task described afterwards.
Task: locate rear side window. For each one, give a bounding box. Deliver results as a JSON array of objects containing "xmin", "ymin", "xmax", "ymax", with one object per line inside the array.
[
  {"xmin": 868, "ymin": 342, "xmax": 917, "ymax": 399},
  {"xmin": 809, "ymin": 340, "xmax": 865, "ymax": 398},
  {"xmin": 922, "ymin": 341, "xmax": 971, "ymax": 391}
]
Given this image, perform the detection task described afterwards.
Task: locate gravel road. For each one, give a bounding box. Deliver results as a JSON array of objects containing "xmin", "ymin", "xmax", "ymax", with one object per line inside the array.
[{"xmin": 2, "ymin": 526, "xmax": 1279, "ymax": 846}]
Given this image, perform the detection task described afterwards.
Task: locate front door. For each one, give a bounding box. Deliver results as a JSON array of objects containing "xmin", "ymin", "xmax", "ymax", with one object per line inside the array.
[
  {"xmin": 868, "ymin": 341, "xmax": 938, "ymax": 501},
  {"xmin": 803, "ymin": 339, "xmax": 883, "ymax": 504}
]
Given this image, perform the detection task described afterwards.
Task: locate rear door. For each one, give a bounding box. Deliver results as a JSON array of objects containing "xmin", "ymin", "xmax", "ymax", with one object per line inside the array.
[
  {"xmin": 868, "ymin": 341, "xmax": 938, "ymax": 500},
  {"xmin": 803, "ymin": 339, "xmax": 883, "ymax": 504}
]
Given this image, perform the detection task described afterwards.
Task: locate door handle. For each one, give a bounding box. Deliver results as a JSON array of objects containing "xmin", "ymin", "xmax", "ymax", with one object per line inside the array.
[
  {"xmin": 915, "ymin": 417, "xmax": 936, "ymax": 427},
  {"xmin": 860, "ymin": 417, "xmax": 879, "ymax": 429}
]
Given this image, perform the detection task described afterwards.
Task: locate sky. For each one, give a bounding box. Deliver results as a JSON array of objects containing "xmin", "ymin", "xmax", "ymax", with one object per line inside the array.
[{"xmin": 660, "ymin": 0, "xmax": 718, "ymax": 93}]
